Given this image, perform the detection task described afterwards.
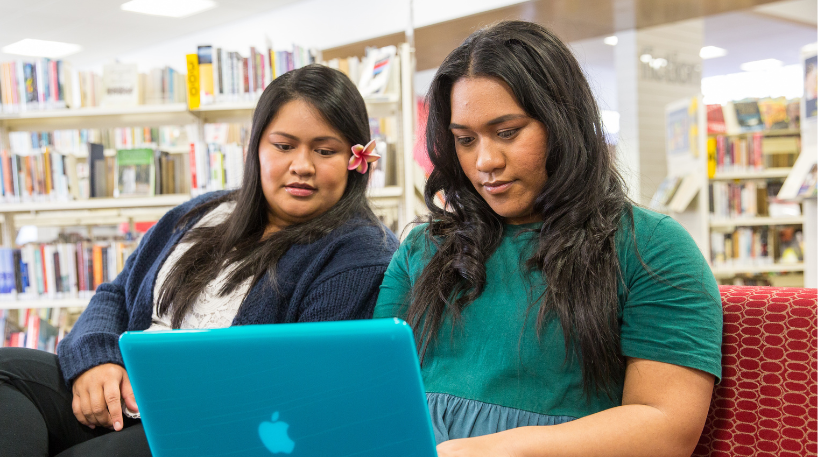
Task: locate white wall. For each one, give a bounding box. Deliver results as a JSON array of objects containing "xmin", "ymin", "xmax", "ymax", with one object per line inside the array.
[{"xmin": 84, "ymin": 0, "xmax": 527, "ymax": 72}]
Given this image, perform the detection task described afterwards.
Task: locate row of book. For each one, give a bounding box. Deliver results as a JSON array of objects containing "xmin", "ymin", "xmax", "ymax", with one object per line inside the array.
[
  {"xmin": 0, "ymin": 240, "xmax": 135, "ymax": 300},
  {"xmin": 0, "ymin": 59, "xmax": 72, "ymax": 113},
  {"xmin": 707, "ymin": 98, "xmax": 800, "ymax": 135},
  {"xmin": 77, "ymin": 65, "xmax": 188, "ymax": 108},
  {"xmin": 324, "ymin": 46, "xmax": 399, "ymax": 98},
  {"xmin": 1, "ymin": 307, "xmax": 81, "ymax": 353},
  {"xmin": 0, "ymin": 144, "xmax": 190, "ymax": 202},
  {"xmin": 708, "ymin": 181, "xmax": 794, "ymax": 220},
  {"xmin": 192, "ymin": 122, "xmax": 251, "ymax": 194},
  {"xmin": 707, "ymin": 133, "xmax": 800, "ymax": 176},
  {"xmin": 8, "ymin": 126, "xmax": 192, "ymax": 155},
  {"xmin": 710, "ymin": 225, "xmax": 804, "ymax": 267},
  {"xmin": 191, "ymin": 44, "xmax": 316, "ymax": 106}
]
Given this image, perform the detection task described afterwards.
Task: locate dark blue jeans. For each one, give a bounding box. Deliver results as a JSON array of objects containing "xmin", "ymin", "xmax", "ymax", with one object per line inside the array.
[{"xmin": 0, "ymin": 347, "xmax": 151, "ymax": 457}]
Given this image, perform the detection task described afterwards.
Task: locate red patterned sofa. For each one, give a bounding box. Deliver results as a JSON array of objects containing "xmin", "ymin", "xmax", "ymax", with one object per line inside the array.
[{"xmin": 693, "ymin": 286, "xmax": 817, "ymax": 457}]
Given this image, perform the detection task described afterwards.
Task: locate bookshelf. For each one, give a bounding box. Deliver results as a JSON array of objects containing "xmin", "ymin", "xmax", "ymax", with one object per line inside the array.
[
  {"xmin": 659, "ymin": 95, "xmax": 811, "ymax": 287},
  {"xmin": 706, "ymin": 125, "xmax": 806, "ymax": 286},
  {"xmin": 0, "ymin": 43, "xmax": 420, "ymax": 326}
]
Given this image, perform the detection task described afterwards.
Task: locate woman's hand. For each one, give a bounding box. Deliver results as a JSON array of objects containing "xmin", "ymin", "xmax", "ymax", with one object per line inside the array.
[
  {"xmin": 436, "ymin": 432, "xmax": 521, "ymax": 457},
  {"xmin": 71, "ymin": 363, "xmax": 138, "ymax": 431}
]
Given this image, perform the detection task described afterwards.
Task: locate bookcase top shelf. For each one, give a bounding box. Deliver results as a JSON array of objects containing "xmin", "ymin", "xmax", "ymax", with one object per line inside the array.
[
  {"xmin": 710, "ymin": 168, "xmax": 793, "ymax": 180},
  {"xmin": 0, "ymin": 94, "xmax": 401, "ymax": 128},
  {"xmin": 709, "ymin": 215, "xmax": 805, "ymax": 228},
  {"xmin": 712, "ymin": 262, "xmax": 805, "ymax": 278}
]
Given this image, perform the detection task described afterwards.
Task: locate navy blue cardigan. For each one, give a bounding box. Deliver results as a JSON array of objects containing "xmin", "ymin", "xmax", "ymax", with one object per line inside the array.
[{"xmin": 57, "ymin": 191, "xmax": 399, "ymax": 384}]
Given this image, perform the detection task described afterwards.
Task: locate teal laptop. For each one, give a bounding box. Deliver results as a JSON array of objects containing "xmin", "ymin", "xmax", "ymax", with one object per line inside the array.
[{"xmin": 119, "ymin": 319, "xmax": 437, "ymax": 457}]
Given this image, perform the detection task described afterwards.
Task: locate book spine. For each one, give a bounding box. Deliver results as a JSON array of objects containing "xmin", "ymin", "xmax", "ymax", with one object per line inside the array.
[
  {"xmin": 185, "ymin": 54, "xmax": 200, "ymax": 110},
  {"xmin": 92, "ymin": 245, "xmax": 103, "ymax": 290}
]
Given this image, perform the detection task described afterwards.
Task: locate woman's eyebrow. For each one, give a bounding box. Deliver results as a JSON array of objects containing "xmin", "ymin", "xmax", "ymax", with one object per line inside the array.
[
  {"xmin": 270, "ymin": 131, "xmax": 299, "ymax": 140},
  {"xmin": 449, "ymin": 114, "xmax": 528, "ymax": 130},
  {"xmin": 313, "ymin": 136, "xmax": 344, "ymax": 145},
  {"xmin": 269, "ymin": 133, "xmax": 343, "ymax": 145}
]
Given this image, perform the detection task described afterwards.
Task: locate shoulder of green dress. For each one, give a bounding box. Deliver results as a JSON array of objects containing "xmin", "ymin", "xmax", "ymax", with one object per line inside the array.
[{"xmin": 628, "ymin": 205, "xmax": 671, "ymax": 238}]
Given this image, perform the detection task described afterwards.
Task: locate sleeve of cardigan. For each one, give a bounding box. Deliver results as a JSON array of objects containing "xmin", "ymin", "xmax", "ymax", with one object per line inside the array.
[
  {"xmin": 56, "ymin": 223, "xmax": 154, "ymax": 385},
  {"xmin": 298, "ymin": 265, "xmax": 388, "ymax": 322}
]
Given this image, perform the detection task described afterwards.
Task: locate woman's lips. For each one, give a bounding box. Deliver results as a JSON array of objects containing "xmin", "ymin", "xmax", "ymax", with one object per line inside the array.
[
  {"xmin": 284, "ymin": 183, "xmax": 316, "ymax": 197},
  {"xmin": 482, "ymin": 180, "xmax": 514, "ymax": 194}
]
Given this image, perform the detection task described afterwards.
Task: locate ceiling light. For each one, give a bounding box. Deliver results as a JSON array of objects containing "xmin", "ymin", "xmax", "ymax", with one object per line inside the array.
[
  {"xmin": 121, "ymin": 0, "xmax": 217, "ymax": 18},
  {"xmin": 649, "ymin": 58, "xmax": 667, "ymax": 69},
  {"xmin": 640, "ymin": 54, "xmax": 653, "ymax": 63},
  {"xmin": 700, "ymin": 46, "xmax": 727, "ymax": 60},
  {"xmin": 2, "ymin": 39, "xmax": 82, "ymax": 58},
  {"xmin": 603, "ymin": 36, "xmax": 618, "ymax": 46},
  {"xmin": 740, "ymin": 59, "xmax": 783, "ymax": 72}
]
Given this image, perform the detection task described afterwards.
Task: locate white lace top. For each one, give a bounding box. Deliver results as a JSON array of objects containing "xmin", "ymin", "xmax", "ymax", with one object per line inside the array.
[
  {"xmin": 148, "ymin": 201, "xmax": 251, "ymax": 331},
  {"xmin": 127, "ymin": 202, "xmax": 250, "ymax": 418}
]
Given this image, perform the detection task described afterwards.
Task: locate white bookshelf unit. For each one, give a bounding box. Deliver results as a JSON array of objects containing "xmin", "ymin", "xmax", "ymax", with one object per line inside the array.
[
  {"xmin": 0, "ymin": 43, "xmax": 420, "ymax": 314},
  {"xmin": 660, "ymin": 95, "xmax": 811, "ymax": 287}
]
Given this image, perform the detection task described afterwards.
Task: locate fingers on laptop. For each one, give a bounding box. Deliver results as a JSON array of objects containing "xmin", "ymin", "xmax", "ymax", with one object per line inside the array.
[{"xmin": 120, "ymin": 372, "xmax": 138, "ymax": 413}]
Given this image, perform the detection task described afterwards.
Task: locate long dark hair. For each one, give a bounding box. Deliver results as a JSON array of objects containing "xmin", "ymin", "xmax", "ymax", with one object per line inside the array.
[
  {"xmin": 408, "ymin": 21, "xmax": 631, "ymax": 398},
  {"xmin": 157, "ymin": 64, "xmax": 379, "ymax": 328}
]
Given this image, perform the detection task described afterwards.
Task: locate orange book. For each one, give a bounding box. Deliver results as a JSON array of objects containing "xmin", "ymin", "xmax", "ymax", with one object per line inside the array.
[
  {"xmin": 40, "ymin": 245, "xmax": 48, "ymax": 293},
  {"xmin": 24, "ymin": 156, "xmax": 33, "ymax": 197},
  {"xmin": 92, "ymin": 245, "xmax": 103, "ymax": 289},
  {"xmin": 1, "ymin": 150, "xmax": 12, "ymax": 197},
  {"xmin": 43, "ymin": 147, "xmax": 52, "ymax": 196}
]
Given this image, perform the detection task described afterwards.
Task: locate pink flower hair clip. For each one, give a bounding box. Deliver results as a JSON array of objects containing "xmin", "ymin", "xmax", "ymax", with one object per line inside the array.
[{"xmin": 348, "ymin": 140, "xmax": 381, "ymax": 174}]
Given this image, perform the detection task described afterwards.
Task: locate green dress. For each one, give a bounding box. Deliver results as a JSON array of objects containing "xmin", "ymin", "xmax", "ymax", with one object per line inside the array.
[{"xmin": 374, "ymin": 206, "xmax": 722, "ymax": 443}]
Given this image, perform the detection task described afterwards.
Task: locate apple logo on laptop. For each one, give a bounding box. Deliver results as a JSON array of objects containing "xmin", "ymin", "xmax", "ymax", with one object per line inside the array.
[{"xmin": 259, "ymin": 411, "xmax": 295, "ymax": 454}]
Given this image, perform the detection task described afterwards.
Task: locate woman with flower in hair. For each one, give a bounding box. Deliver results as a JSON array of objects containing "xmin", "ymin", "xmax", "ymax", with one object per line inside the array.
[{"xmin": 1, "ymin": 64, "xmax": 398, "ymax": 457}]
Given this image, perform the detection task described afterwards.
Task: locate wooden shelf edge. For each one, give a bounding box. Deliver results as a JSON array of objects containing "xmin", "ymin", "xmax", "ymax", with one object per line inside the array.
[
  {"xmin": 0, "ymin": 194, "xmax": 191, "ymax": 213},
  {"xmin": 709, "ymin": 216, "xmax": 804, "ymax": 227},
  {"xmin": 0, "ymin": 104, "xmax": 190, "ymax": 121},
  {"xmin": 0, "ymin": 298, "xmax": 90, "ymax": 310},
  {"xmin": 712, "ymin": 263, "xmax": 805, "ymax": 277},
  {"xmin": 707, "ymin": 129, "xmax": 801, "ymax": 138},
  {"xmin": 711, "ymin": 168, "xmax": 793, "ymax": 180}
]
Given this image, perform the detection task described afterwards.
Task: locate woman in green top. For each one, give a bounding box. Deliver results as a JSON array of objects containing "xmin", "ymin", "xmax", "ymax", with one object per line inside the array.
[{"xmin": 374, "ymin": 21, "xmax": 723, "ymax": 457}]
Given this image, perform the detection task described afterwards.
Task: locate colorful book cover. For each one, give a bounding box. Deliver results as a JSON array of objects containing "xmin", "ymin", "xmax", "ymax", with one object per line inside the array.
[
  {"xmin": 732, "ymin": 99, "xmax": 764, "ymax": 132},
  {"xmin": 706, "ymin": 104, "xmax": 726, "ymax": 134},
  {"xmin": 197, "ymin": 45, "xmax": 214, "ymax": 104},
  {"xmin": 757, "ymin": 97, "xmax": 789, "ymax": 130},
  {"xmin": 115, "ymin": 148, "xmax": 155, "ymax": 198}
]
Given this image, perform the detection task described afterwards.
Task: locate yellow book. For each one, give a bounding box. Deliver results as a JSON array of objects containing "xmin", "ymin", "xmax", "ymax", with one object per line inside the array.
[
  {"xmin": 185, "ymin": 54, "xmax": 200, "ymax": 110},
  {"xmin": 270, "ymin": 50, "xmax": 277, "ymax": 79},
  {"xmin": 43, "ymin": 147, "xmax": 53, "ymax": 196},
  {"xmin": 707, "ymin": 137, "xmax": 717, "ymax": 179}
]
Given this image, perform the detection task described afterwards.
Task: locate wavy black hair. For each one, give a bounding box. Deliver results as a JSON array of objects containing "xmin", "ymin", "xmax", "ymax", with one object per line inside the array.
[
  {"xmin": 157, "ymin": 64, "xmax": 379, "ymax": 328},
  {"xmin": 407, "ymin": 21, "xmax": 632, "ymax": 398}
]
